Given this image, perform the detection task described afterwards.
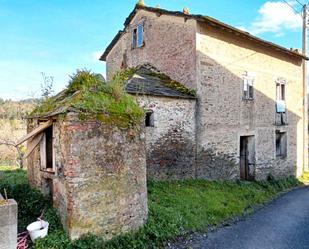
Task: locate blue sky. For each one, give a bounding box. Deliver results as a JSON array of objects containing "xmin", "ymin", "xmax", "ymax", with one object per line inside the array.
[{"xmin": 0, "ymin": 0, "xmax": 304, "ymax": 99}]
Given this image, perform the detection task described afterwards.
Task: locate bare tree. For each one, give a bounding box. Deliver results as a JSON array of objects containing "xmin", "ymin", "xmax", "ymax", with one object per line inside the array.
[
  {"xmin": 0, "ymin": 138, "xmax": 25, "ymax": 169},
  {"xmin": 41, "ymin": 72, "xmax": 54, "ymax": 99}
]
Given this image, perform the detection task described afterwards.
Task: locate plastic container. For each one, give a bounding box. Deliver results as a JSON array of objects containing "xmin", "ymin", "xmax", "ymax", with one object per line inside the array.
[{"xmin": 26, "ymin": 220, "xmax": 49, "ymax": 241}]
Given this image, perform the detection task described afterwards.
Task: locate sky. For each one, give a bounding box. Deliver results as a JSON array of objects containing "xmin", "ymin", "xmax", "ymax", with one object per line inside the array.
[{"xmin": 0, "ymin": 0, "xmax": 305, "ymax": 100}]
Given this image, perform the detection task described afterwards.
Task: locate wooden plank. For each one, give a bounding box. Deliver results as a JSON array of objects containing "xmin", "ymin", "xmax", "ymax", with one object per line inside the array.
[
  {"xmin": 24, "ymin": 133, "xmax": 44, "ymax": 159},
  {"xmin": 40, "ymin": 133, "xmax": 46, "ymax": 170},
  {"xmin": 16, "ymin": 120, "xmax": 52, "ymax": 146}
]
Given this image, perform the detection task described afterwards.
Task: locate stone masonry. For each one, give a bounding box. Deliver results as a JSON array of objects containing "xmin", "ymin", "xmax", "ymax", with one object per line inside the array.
[
  {"xmin": 103, "ymin": 4, "xmax": 307, "ymax": 180},
  {"xmin": 27, "ymin": 113, "xmax": 148, "ymax": 240},
  {"xmin": 0, "ymin": 194, "xmax": 17, "ymax": 249},
  {"xmin": 136, "ymin": 95, "xmax": 196, "ymax": 180}
]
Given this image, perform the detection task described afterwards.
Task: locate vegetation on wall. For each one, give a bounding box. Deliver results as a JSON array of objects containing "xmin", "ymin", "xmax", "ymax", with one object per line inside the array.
[
  {"xmin": 31, "ymin": 69, "xmax": 144, "ymax": 127},
  {"xmin": 148, "ymin": 71, "xmax": 197, "ymax": 97}
]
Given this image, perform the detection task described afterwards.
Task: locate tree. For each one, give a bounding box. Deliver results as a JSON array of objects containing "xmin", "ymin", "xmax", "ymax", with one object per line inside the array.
[
  {"xmin": 40, "ymin": 72, "xmax": 54, "ymax": 99},
  {"xmin": 0, "ymin": 138, "xmax": 25, "ymax": 168}
]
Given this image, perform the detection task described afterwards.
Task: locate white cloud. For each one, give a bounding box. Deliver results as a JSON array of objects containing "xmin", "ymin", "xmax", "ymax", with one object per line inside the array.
[
  {"xmin": 247, "ymin": 1, "xmax": 302, "ymax": 35},
  {"xmin": 91, "ymin": 51, "xmax": 103, "ymax": 62}
]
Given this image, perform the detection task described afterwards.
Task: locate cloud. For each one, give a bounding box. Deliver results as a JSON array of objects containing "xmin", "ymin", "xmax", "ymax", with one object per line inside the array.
[
  {"xmin": 247, "ymin": 1, "xmax": 302, "ymax": 35},
  {"xmin": 91, "ymin": 51, "xmax": 103, "ymax": 62}
]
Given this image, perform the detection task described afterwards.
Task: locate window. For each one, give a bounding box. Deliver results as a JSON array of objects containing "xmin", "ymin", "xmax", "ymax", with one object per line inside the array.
[
  {"xmin": 276, "ymin": 78, "xmax": 286, "ymax": 113},
  {"xmin": 145, "ymin": 111, "xmax": 154, "ymax": 127},
  {"xmin": 276, "ymin": 131, "xmax": 287, "ymax": 158},
  {"xmin": 243, "ymin": 72, "xmax": 255, "ymax": 100},
  {"xmin": 40, "ymin": 125, "xmax": 54, "ymax": 171},
  {"xmin": 132, "ymin": 24, "xmax": 144, "ymax": 48}
]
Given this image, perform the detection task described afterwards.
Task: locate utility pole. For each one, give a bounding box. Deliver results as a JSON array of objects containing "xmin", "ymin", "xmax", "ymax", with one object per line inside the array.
[{"xmin": 302, "ymin": 4, "xmax": 308, "ymax": 172}]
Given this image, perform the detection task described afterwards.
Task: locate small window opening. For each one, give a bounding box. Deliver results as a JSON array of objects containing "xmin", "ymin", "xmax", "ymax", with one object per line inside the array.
[
  {"xmin": 276, "ymin": 131, "xmax": 287, "ymax": 158},
  {"xmin": 276, "ymin": 78, "xmax": 286, "ymax": 113},
  {"xmin": 40, "ymin": 124, "xmax": 54, "ymax": 171},
  {"xmin": 243, "ymin": 75, "xmax": 254, "ymax": 100},
  {"xmin": 45, "ymin": 126, "xmax": 53, "ymax": 169},
  {"xmin": 145, "ymin": 111, "xmax": 154, "ymax": 127},
  {"xmin": 132, "ymin": 24, "xmax": 144, "ymax": 48}
]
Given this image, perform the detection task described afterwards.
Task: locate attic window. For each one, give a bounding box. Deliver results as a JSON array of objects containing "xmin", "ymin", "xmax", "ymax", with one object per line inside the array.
[
  {"xmin": 132, "ymin": 24, "xmax": 144, "ymax": 48},
  {"xmin": 145, "ymin": 111, "xmax": 154, "ymax": 127}
]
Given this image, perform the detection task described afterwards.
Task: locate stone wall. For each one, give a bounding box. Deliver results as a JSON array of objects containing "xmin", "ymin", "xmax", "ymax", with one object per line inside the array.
[
  {"xmin": 105, "ymin": 8, "xmax": 306, "ymax": 180},
  {"xmin": 106, "ymin": 10, "xmax": 197, "ymax": 90},
  {"xmin": 0, "ymin": 194, "xmax": 17, "ymax": 249},
  {"xmin": 136, "ymin": 95, "xmax": 196, "ymax": 180},
  {"xmin": 27, "ymin": 113, "xmax": 148, "ymax": 240},
  {"xmin": 196, "ymin": 22, "xmax": 304, "ymax": 180}
]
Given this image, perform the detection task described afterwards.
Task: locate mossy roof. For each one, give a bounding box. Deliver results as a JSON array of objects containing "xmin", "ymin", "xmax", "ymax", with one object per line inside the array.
[
  {"xmin": 28, "ymin": 70, "xmax": 144, "ymax": 128},
  {"xmin": 125, "ymin": 65, "xmax": 196, "ymax": 99},
  {"xmin": 29, "ymin": 65, "xmax": 196, "ymax": 123}
]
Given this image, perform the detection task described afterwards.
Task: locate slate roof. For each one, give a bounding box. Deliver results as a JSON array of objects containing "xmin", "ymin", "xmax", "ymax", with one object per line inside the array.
[
  {"xmin": 125, "ymin": 65, "xmax": 196, "ymax": 99},
  {"xmin": 100, "ymin": 4, "xmax": 307, "ymax": 61}
]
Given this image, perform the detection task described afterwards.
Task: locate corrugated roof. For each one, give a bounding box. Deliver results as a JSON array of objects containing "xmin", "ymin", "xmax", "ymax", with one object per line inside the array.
[{"xmin": 100, "ymin": 4, "xmax": 308, "ymax": 61}]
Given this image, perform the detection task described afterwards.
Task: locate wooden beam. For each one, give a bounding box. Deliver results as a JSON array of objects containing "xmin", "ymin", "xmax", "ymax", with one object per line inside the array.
[
  {"xmin": 24, "ymin": 133, "xmax": 44, "ymax": 159},
  {"xmin": 16, "ymin": 120, "xmax": 52, "ymax": 146}
]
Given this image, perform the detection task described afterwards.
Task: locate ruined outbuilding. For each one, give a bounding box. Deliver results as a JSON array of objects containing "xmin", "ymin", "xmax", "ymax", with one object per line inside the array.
[{"xmin": 22, "ymin": 71, "xmax": 148, "ymax": 240}]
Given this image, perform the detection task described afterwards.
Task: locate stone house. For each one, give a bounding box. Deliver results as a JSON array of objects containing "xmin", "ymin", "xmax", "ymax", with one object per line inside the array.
[{"xmin": 101, "ymin": 4, "xmax": 308, "ymax": 180}]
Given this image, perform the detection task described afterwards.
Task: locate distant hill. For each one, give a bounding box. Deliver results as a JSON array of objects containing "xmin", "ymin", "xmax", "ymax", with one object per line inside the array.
[
  {"xmin": 0, "ymin": 98, "xmax": 37, "ymax": 166},
  {"xmin": 0, "ymin": 98, "xmax": 37, "ymax": 120}
]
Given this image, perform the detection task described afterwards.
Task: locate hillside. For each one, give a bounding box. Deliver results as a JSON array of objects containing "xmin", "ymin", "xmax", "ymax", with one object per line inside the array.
[{"xmin": 0, "ymin": 98, "xmax": 36, "ymax": 166}]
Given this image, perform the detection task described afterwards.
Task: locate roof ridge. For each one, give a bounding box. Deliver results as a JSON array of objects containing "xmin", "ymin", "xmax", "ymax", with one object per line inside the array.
[{"xmin": 100, "ymin": 4, "xmax": 308, "ymax": 61}]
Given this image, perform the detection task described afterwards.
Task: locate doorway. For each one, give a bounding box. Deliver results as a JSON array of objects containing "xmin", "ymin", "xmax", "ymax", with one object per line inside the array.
[{"xmin": 240, "ymin": 136, "xmax": 255, "ymax": 180}]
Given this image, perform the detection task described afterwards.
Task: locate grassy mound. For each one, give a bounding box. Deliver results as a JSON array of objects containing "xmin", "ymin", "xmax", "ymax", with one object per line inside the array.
[{"xmin": 31, "ymin": 69, "xmax": 144, "ymax": 128}]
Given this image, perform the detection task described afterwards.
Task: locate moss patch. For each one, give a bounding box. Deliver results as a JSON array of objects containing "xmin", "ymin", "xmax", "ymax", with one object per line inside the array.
[
  {"xmin": 31, "ymin": 69, "xmax": 143, "ymax": 128},
  {"xmin": 147, "ymin": 71, "xmax": 197, "ymax": 97}
]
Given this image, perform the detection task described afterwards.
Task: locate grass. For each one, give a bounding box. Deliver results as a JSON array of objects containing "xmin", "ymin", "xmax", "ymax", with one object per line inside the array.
[
  {"xmin": 0, "ymin": 166, "xmax": 303, "ymax": 249},
  {"xmin": 30, "ymin": 69, "xmax": 144, "ymax": 128},
  {"xmin": 299, "ymin": 171, "xmax": 309, "ymax": 185}
]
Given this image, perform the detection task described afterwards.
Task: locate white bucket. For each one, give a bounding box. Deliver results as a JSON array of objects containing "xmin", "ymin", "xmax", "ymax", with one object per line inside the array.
[{"xmin": 26, "ymin": 220, "xmax": 49, "ymax": 241}]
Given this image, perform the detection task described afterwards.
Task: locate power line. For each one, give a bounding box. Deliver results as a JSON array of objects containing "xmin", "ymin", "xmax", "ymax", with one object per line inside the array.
[
  {"xmin": 294, "ymin": 0, "xmax": 305, "ymax": 7},
  {"xmin": 282, "ymin": 0, "xmax": 302, "ymax": 14}
]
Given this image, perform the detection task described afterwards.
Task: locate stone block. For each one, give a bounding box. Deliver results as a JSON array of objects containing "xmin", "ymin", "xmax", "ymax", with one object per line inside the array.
[{"xmin": 0, "ymin": 194, "xmax": 17, "ymax": 249}]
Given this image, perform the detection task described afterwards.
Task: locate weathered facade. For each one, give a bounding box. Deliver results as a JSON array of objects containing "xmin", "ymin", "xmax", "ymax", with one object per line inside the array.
[
  {"xmin": 101, "ymin": 4, "xmax": 308, "ymax": 180},
  {"xmin": 124, "ymin": 65, "xmax": 197, "ymax": 180},
  {"xmin": 26, "ymin": 113, "xmax": 147, "ymax": 240}
]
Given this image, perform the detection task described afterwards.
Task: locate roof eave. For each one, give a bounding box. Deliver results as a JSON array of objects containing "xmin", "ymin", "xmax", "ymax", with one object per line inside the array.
[{"xmin": 101, "ymin": 4, "xmax": 308, "ymax": 61}]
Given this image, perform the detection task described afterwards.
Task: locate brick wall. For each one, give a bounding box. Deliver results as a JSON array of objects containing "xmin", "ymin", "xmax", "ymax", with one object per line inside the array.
[{"xmin": 106, "ymin": 10, "xmax": 197, "ymax": 90}]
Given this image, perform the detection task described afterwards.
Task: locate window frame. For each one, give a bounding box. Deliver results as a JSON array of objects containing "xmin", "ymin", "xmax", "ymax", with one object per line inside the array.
[
  {"xmin": 275, "ymin": 77, "xmax": 286, "ymax": 113},
  {"xmin": 275, "ymin": 130, "xmax": 287, "ymax": 158},
  {"xmin": 242, "ymin": 72, "xmax": 255, "ymax": 100},
  {"xmin": 132, "ymin": 23, "xmax": 144, "ymax": 49},
  {"xmin": 40, "ymin": 123, "xmax": 55, "ymax": 172}
]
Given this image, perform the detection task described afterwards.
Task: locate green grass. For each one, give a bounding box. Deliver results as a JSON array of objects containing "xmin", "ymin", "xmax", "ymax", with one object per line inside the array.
[
  {"xmin": 31, "ymin": 69, "xmax": 144, "ymax": 128},
  {"xmin": 0, "ymin": 166, "xmax": 302, "ymax": 249}
]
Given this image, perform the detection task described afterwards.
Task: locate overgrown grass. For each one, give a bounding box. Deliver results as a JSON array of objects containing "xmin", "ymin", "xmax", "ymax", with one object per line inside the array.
[
  {"xmin": 31, "ymin": 69, "xmax": 144, "ymax": 128},
  {"xmin": 0, "ymin": 166, "xmax": 302, "ymax": 249}
]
